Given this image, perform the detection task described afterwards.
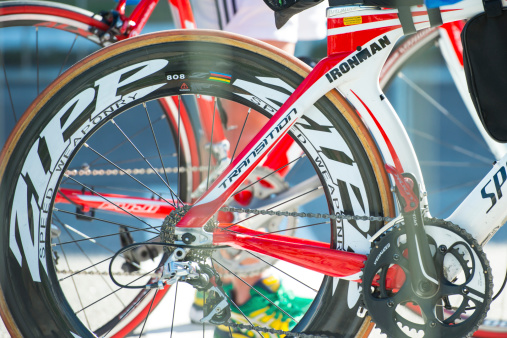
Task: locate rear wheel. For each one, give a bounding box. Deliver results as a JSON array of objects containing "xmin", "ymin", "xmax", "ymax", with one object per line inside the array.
[{"xmin": 0, "ymin": 31, "xmax": 393, "ymax": 337}]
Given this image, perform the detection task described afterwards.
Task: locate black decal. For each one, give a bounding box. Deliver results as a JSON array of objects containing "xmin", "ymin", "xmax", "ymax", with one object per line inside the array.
[
  {"xmin": 330, "ymin": 68, "xmax": 342, "ymax": 80},
  {"xmin": 337, "ymin": 180, "xmax": 360, "ymax": 230},
  {"xmin": 277, "ymin": 116, "xmax": 289, "ymax": 131},
  {"xmin": 55, "ymin": 159, "xmax": 66, "ymax": 172},
  {"xmin": 378, "ymin": 35, "xmax": 391, "ymax": 48},
  {"xmin": 288, "ymin": 108, "xmax": 298, "ymax": 118},
  {"xmin": 347, "ymin": 56, "xmax": 360, "ymax": 69},
  {"xmin": 297, "ymin": 116, "xmax": 332, "ymax": 133},
  {"xmin": 339, "ymin": 63, "xmax": 350, "ymax": 74},
  {"xmin": 73, "ymin": 137, "xmax": 82, "ymax": 146},
  {"xmin": 493, "ymin": 166, "xmax": 507, "ymax": 200},
  {"xmin": 357, "ymin": 48, "xmax": 371, "ymax": 62},
  {"xmin": 320, "ymin": 147, "xmax": 355, "ymax": 166},
  {"xmin": 37, "ymin": 137, "xmax": 51, "ymax": 174},
  {"xmin": 351, "ymin": 184, "xmax": 365, "ymax": 213},
  {"xmin": 370, "ymin": 42, "xmax": 382, "ymax": 55},
  {"xmin": 315, "ymin": 156, "xmax": 325, "ymax": 168},
  {"xmin": 330, "ymin": 68, "xmax": 341, "ymax": 81},
  {"xmin": 60, "ymin": 100, "xmax": 78, "ymax": 131},
  {"xmin": 482, "ymin": 180, "xmax": 496, "ymax": 213},
  {"xmin": 254, "ymin": 142, "xmax": 265, "ymax": 155},
  {"xmin": 326, "ymin": 73, "xmax": 334, "ymax": 83}
]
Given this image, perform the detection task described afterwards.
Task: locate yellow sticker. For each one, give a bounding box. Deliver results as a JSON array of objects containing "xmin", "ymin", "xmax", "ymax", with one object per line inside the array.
[{"xmin": 343, "ymin": 16, "xmax": 362, "ymax": 26}]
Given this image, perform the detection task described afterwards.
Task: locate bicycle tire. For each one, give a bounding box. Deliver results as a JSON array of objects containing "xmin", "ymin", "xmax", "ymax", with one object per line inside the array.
[
  {"xmin": 0, "ymin": 2, "xmax": 205, "ymax": 336},
  {"xmin": 0, "ymin": 0, "xmax": 109, "ymax": 142},
  {"xmin": 0, "ymin": 30, "xmax": 394, "ymax": 337}
]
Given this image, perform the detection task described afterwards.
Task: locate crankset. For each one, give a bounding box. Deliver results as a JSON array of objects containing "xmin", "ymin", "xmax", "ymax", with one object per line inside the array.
[{"xmin": 362, "ymin": 166, "xmax": 493, "ymax": 337}]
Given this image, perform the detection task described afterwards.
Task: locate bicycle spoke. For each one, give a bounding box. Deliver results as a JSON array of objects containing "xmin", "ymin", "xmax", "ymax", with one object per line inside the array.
[
  {"xmin": 57, "ymin": 236, "xmax": 92, "ymax": 328},
  {"xmin": 398, "ymin": 72, "xmax": 489, "ymax": 150},
  {"xmin": 245, "ymin": 250, "xmax": 319, "ymax": 292},
  {"xmin": 252, "ymin": 220, "xmax": 329, "ymax": 237},
  {"xmin": 55, "ymin": 227, "xmax": 159, "ymax": 247},
  {"xmin": 212, "ymin": 259, "xmax": 297, "ymax": 322},
  {"xmin": 36, "ymin": 26, "xmax": 39, "ymax": 95},
  {"xmin": 144, "ymin": 102, "xmax": 177, "ymax": 203},
  {"xmin": 210, "ymin": 261, "xmax": 262, "ymax": 337},
  {"xmin": 233, "ymin": 186, "xmax": 323, "ymax": 226},
  {"xmin": 177, "ymin": 96, "xmax": 182, "ymax": 205},
  {"xmin": 420, "ymin": 160, "xmax": 489, "ymax": 168},
  {"xmin": 63, "ymin": 174, "xmax": 161, "ymax": 232},
  {"xmin": 86, "ymin": 114, "xmax": 168, "ymax": 168},
  {"xmin": 207, "ymin": 97, "xmax": 218, "ymax": 191},
  {"xmin": 54, "ymin": 208, "xmax": 160, "ymax": 236},
  {"xmin": 1, "ymin": 50, "xmax": 16, "ymax": 122},
  {"xmin": 170, "ymin": 282, "xmax": 178, "ymax": 338},
  {"xmin": 58, "ymin": 34, "xmax": 78, "ymax": 76},
  {"xmin": 409, "ymin": 128, "xmax": 491, "ymax": 164},
  {"xmin": 234, "ymin": 154, "xmax": 306, "ymax": 194},
  {"xmin": 110, "ymin": 119, "xmax": 183, "ymax": 205},
  {"xmin": 138, "ymin": 289, "xmax": 159, "ymax": 337},
  {"xmin": 61, "ymin": 181, "xmax": 171, "ymax": 198},
  {"xmin": 89, "ymin": 152, "xmax": 177, "ymax": 168},
  {"xmin": 231, "ymin": 108, "xmax": 251, "ymax": 162},
  {"xmin": 75, "ymin": 267, "xmax": 159, "ymax": 314},
  {"xmin": 55, "ymin": 216, "xmax": 126, "ymax": 307},
  {"xmin": 221, "ymin": 220, "xmax": 329, "ymax": 238},
  {"xmin": 58, "ymin": 256, "xmax": 114, "ymax": 282},
  {"xmin": 101, "ymin": 291, "xmax": 156, "ymax": 337},
  {"xmin": 83, "ymin": 143, "xmax": 177, "ymax": 207}
]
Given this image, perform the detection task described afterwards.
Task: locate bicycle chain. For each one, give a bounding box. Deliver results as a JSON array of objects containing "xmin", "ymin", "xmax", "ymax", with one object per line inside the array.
[
  {"xmin": 227, "ymin": 322, "xmax": 332, "ymax": 337},
  {"xmin": 56, "ymin": 269, "xmax": 159, "ymax": 277},
  {"xmin": 64, "ymin": 166, "xmax": 210, "ymax": 177},
  {"xmin": 219, "ymin": 206, "xmax": 394, "ymax": 222}
]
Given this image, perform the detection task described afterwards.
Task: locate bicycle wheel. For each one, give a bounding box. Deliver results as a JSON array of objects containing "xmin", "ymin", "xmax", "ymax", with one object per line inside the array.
[
  {"xmin": 0, "ymin": 30, "xmax": 393, "ymax": 337},
  {"xmin": 0, "ymin": 2, "xmax": 206, "ymax": 336},
  {"xmin": 0, "ymin": 0, "xmax": 112, "ymax": 148}
]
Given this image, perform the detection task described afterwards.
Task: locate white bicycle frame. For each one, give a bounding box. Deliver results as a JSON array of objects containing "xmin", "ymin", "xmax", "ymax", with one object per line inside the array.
[
  {"xmin": 328, "ymin": 1, "xmax": 507, "ymax": 247},
  {"xmin": 176, "ymin": 0, "xmax": 507, "ymax": 257}
]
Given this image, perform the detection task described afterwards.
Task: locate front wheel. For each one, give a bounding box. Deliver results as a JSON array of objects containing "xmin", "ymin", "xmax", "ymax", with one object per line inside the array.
[{"xmin": 0, "ymin": 30, "xmax": 393, "ymax": 337}]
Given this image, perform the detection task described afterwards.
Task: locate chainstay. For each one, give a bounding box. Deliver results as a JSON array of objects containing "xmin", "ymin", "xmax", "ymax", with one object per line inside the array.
[{"xmin": 224, "ymin": 216, "xmax": 452, "ymax": 337}]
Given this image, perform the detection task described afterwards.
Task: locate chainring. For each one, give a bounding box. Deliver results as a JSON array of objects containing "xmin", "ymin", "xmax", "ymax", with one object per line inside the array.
[{"xmin": 362, "ymin": 220, "xmax": 493, "ymax": 338}]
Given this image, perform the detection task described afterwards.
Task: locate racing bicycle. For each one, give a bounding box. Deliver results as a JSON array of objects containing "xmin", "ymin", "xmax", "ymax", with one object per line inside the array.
[{"xmin": 1, "ymin": 0, "xmax": 507, "ymax": 337}]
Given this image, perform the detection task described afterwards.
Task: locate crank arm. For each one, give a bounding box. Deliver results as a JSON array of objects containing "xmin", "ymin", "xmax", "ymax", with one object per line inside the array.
[{"xmin": 386, "ymin": 165, "xmax": 439, "ymax": 296}]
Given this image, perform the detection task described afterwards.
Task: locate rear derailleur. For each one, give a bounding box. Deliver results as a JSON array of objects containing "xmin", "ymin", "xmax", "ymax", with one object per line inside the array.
[{"xmin": 151, "ymin": 247, "xmax": 231, "ymax": 325}]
